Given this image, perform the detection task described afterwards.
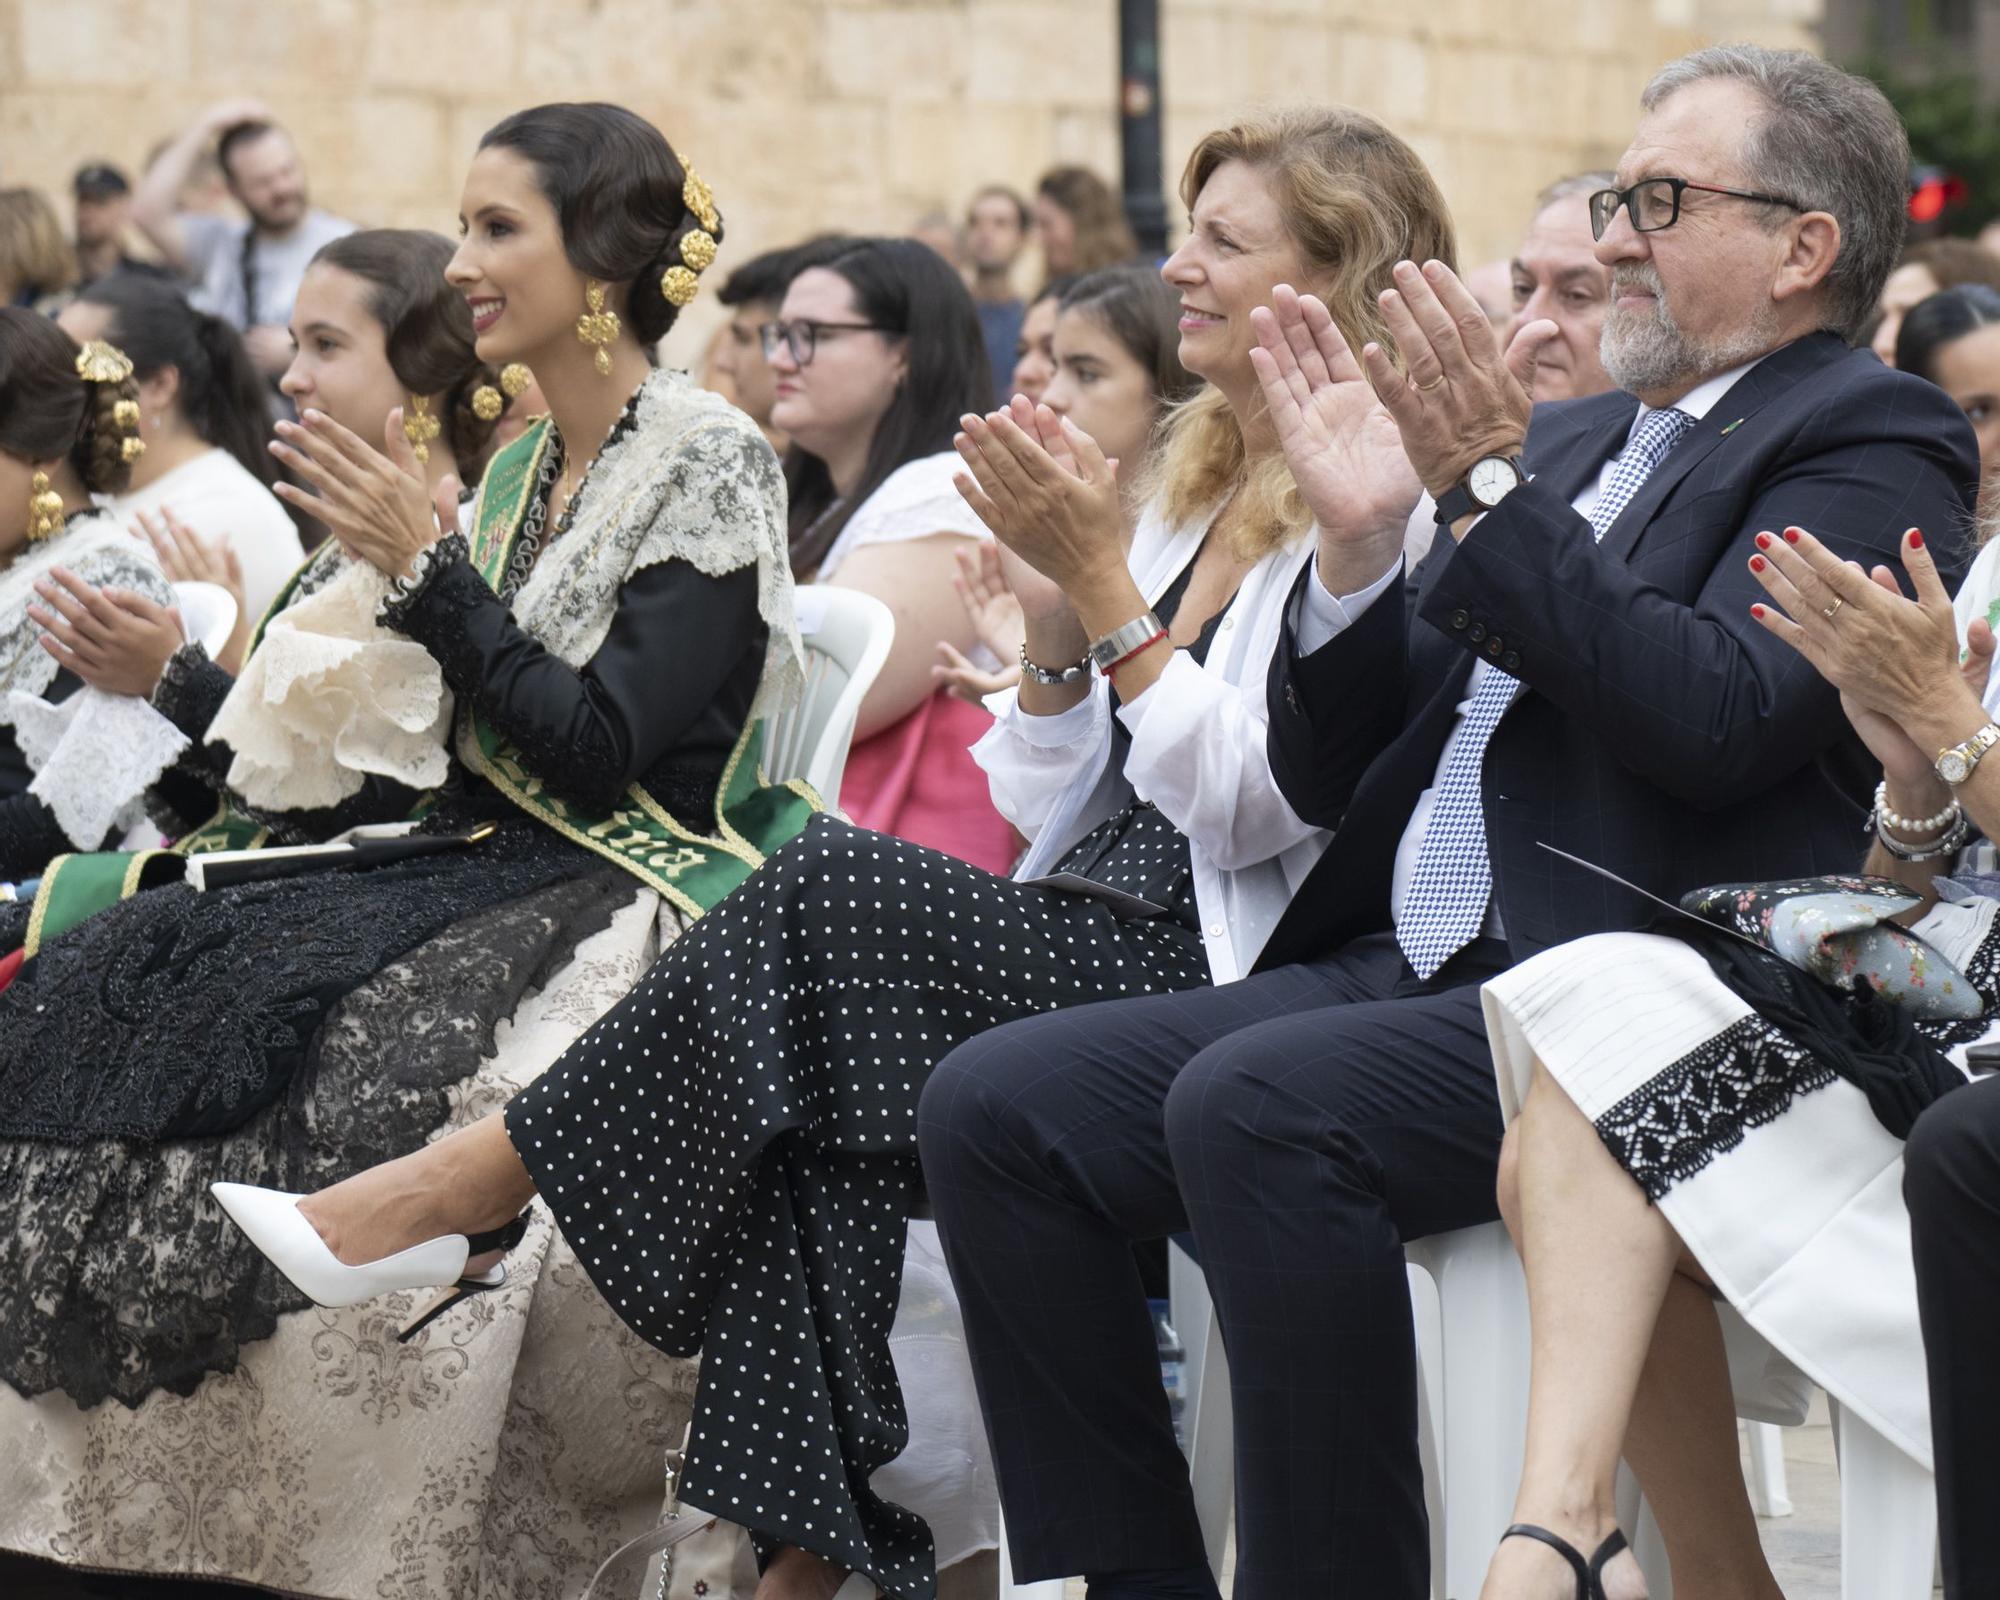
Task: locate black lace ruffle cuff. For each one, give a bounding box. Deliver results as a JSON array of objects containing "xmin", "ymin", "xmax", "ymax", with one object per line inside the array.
[
  {"xmin": 149, "ymin": 641, "xmax": 231, "ymax": 744},
  {"xmin": 377, "ymin": 533, "xmax": 472, "ymax": 633}
]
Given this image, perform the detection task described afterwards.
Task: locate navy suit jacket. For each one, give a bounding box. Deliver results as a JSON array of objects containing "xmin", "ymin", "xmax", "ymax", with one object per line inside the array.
[{"xmin": 1258, "ymin": 331, "xmax": 1981, "ymax": 973}]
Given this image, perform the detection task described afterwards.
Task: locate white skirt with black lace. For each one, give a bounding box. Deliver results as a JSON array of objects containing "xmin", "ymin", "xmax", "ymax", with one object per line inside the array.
[{"xmin": 1480, "ymin": 899, "xmax": 2000, "ymax": 1472}]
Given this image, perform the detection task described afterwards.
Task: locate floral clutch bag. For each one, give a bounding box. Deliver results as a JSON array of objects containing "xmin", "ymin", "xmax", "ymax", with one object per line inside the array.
[{"xmin": 1680, "ymin": 874, "xmax": 1982, "ymax": 1020}]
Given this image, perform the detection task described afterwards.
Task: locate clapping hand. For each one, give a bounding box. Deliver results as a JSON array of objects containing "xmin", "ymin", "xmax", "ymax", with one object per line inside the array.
[
  {"xmin": 270, "ymin": 407, "xmax": 458, "ymax": 581},
  {"xmin": 1248, "ymin": 284, "xmax": 1423, "ymax": 587},
  {"xmin": 1748, "ymin": 525, "xmax": 1986, "ymax": 810},
  {"xmin": 136, "ymin": 506, "xmax": 252, "ymax": 674},
  {"xmin": 932, "ymin": 542, "xmax": 1027, "ymax": 705},
  {"xmin": 28, "ymin": 567, "xmax": 186, "ymax": 698},
  {"xmin": 1359, "ymin": 259, "xmax": 1555, "ymax": 504},
  {"xmin": 952, "ymin": 397, "xmax": 1126, "ymax": 598}
]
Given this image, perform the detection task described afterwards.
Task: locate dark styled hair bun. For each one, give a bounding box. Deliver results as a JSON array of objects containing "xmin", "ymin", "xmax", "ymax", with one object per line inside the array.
[
  {"xmin": 479, "ymin": 102, "xmax": 722, "ymax": 345},
  {"xmin": 0, "ymin": 307, "xmax": 141, "ymax": 496}
]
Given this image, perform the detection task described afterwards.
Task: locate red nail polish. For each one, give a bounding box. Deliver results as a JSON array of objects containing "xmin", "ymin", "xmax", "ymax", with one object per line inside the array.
[
  {"xmin": 1783, "ymin": 529, "xmax": 1800, "ymax": 544},
  {"xmin": 1749, "ymin": 555, "xmax": 1766, "ymax": 572},
  {"xmin": 1910, "ymin": 530, "xmax": 1925, "ymax": 549},
  {"xmin": 1751, "ymin": 604, "xmax": 1767, "ymax": 618},
  {"xmin": 1755, "ymin": 533, "xmax": 1772, "ymax": 550}
]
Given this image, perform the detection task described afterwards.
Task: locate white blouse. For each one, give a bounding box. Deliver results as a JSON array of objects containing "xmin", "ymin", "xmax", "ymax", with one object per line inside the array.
[
  {"xmin": 973, "ymin": 500, "xmax": 1330, "ymax": 984},
  {"xmin": 814, "ymin": 450, "xmax": 991, "ymax": 582},
  {"xmin": 112, "ymin": 448, "xmax": 305, "ymax": 624}
]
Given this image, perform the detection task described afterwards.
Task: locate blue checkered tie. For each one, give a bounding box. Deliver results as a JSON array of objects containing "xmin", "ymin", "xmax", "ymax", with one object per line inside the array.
[{"xmin": 1396, "ymin": 406, "xmax": 1697, "ymax": 978}]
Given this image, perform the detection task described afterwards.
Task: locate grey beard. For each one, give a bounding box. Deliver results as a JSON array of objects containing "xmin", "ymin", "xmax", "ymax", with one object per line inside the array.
[{"xmin": 1600, "ymin": 295, "xmax": 1776, "ymax": 396}]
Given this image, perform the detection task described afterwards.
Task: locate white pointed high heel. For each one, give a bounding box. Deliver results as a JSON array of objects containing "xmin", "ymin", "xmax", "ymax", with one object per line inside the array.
[
  {"xmin": 831, "ymin": 1577, "xmax": 880, "ymax": 1598},
  {"xmin": 211, "ymin": 1181, "xmax": 533, "ymax": 1342}
]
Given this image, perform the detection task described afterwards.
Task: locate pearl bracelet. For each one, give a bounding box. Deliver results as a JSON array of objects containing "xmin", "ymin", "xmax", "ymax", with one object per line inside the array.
[
  {"xmin": 1876, "ymin": 805, "xmax": 1972, "ymax": 862},
  {"xmin": 1873, "ymin": 779, "xmax": 1960, "ymax": 838}
]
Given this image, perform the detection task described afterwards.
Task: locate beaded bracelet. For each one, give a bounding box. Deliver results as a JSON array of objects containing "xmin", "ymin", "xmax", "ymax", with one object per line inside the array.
[{"xmin": 1873, "ymin": 779, "xmax": 1961, "ymax": 838}]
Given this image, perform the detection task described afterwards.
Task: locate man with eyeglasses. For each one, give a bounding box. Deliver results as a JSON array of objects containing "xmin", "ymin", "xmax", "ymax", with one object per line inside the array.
[{"xmin": 921, "ymin": 45, "xmax": 1978, "ymax": 1600}]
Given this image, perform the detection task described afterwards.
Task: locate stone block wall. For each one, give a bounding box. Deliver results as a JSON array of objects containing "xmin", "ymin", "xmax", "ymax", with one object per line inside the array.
[{"xmin": 0, "ymin": 0, "xmax": 1821, "ymax": 360}]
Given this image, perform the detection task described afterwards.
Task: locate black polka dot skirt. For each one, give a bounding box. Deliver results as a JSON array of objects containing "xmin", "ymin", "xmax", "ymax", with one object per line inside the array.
[{"xmin": 505, "ymin": 815, "xmax": 1210, "ymax": 1598}]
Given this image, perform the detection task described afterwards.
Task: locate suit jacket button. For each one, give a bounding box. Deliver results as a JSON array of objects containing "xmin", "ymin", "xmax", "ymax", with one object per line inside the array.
[
  {"xmin": 1502, "ymin": 650, "xmax": 1521, "ymax": 670},
  {"xmin": 1449, "ymin": 609, "xmax": 1470, "ymax": 630},
  {"xmin": 1467, "ymin": 622, "xmax": 1487, "ymax": 642}
]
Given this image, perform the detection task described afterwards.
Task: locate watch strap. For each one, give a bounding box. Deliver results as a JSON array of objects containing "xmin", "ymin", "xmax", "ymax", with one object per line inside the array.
[
  {"xmin": 1433, "ymin": 484, "xmax": 1478, "ymax": 526},
  {"xmin": 1088, "ymin": 612, "xmax": 1166, "ymax": 671}
]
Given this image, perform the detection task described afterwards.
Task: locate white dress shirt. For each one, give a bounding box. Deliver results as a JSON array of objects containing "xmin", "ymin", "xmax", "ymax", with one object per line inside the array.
[
  {"xmin": 973, "ymin": 499, "xmax": 1329, "ymax": 984},
  {"xmin": 1295, "ymin": 357, "xmax": 1767, "ymax": 938}
]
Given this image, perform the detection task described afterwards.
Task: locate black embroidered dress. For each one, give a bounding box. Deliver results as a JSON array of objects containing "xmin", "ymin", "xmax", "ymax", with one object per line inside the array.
[{"xmin": 0, "ymin": 376, "xmax": 784, "ymax": 1410}]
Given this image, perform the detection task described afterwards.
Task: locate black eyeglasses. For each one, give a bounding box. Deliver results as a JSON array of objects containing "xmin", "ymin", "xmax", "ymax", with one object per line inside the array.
[
  {"xmin": 758, "ymin": 319, "xmax": 894, "ymax": 366},
  {"xmin": 1587, "ymin": 177, "xmax": 1809, "ymax": 241}
]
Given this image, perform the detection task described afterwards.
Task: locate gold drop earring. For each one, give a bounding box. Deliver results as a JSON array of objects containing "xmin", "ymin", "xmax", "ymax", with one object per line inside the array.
[
  {"xmin": 28, "ymin": 470, "xmax": 66, "ymax": 541},
  {"xmin": 575, "ymin": 282, "xmax": 620, "ymax": 378},
  {"xmin": 401, "ymin": 394, "xmax": 442, "ymax": 465}
]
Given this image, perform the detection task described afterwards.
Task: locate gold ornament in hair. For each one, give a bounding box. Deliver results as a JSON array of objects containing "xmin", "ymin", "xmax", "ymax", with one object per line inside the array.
[
  {"xmin": 575, "ymin": 281, "xmax": 621, "ymax": 377},
  {"xmin": 471, "ymin": 362, "xmax": 535, "ymax": 424},
  {"xmin": 113, "ymin": 399, "xmax": 141, "ymax": 430},
  {"xmin": 74, "ymin": 340, "xmax": 135, "ymax": 385},
  {"xmin": 679, "ymin": 229, "xmax": 717, "ymax": 273},
  {"xmin": 28, "ymin": 470, "xmax": 66, "ymax": 542},
  {"xmin": 682, "ymin": 168, "xmax": 719, "ymax": 234},
  {"xmin": 661, "ymin": 266, "xmax": 700, "ymax": 308},
  {"xmin": 122, "ymin": 436, "xmax": 148, "ymax": 464},
  {"xmin": 402, "ymin": 394, "xmax": 442, "ymax": 465}
]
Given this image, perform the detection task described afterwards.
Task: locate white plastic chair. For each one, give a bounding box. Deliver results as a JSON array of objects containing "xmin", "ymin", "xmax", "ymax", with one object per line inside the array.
[
  {"xmin": 758, "ymin": 585, "xmax": 895, "ymax": 799},
  {"xmin": 170, "ymin": 580, "xmax": 239, "ymax": 659},
  {"xmin": 1181, "ymin": 1223, "xmax": 1668, "ymax": 1600},
  {"xmin": 1184, "ymin": 1221, "xmax": 1936, "ymax": 1600}
]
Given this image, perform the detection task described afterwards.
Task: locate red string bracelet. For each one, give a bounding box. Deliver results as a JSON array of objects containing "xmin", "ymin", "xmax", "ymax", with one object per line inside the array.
[{"xmin": 1102, "ymin": 628, "xmax": 1169, "ymax": 681}]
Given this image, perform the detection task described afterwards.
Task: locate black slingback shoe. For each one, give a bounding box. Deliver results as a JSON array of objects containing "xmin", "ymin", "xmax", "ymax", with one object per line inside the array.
[
  {"xmin": 1498, "ymin": 1522, "xmax": 1631, "ymax": 1600},
  {"xmin": 393, "ymin": 1208, "xmax": 536, "ymax": 1342}
]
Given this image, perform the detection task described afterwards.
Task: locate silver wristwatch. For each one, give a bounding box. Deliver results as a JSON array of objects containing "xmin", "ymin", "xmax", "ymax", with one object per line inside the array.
[
  {"xmin": 1088, "ymin": 611, "xmax": 1165, "ymax": 671},
  {"xmin": 1935, "ymin": 723, "xmax": 2000, "ymax": 786},
  {"xmin": 1018, "ymin": 642, "xmax": 1089, "ymax": 686}
]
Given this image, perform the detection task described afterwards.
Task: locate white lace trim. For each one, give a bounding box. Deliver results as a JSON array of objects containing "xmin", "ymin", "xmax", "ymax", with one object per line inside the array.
[
  {"xmin": 0, "ymin": 512, "xmax": 172, "ymax": 706},
  {"xmin": 498, "ymin": 368, "xmax": 805, "ymax": 724},
  {"xmin": 8, "ymin": 687, "xmax": 191, "ymax": 849},
  {"xmin": 816, "ymin": 452, "xmax": 991, "ymax": 581},
  {"xmin": 208, "ymin": 560, "xmax": 454, "ymax": 811},
  {"xmin": 203, "ymin": 369, "xmax": 801, "ymax": 812}
]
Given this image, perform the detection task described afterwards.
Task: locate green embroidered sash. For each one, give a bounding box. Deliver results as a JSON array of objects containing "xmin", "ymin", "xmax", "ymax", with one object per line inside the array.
[{"xmin": 27, "ymin": 421, "xmax": 819, "ymax": 950}]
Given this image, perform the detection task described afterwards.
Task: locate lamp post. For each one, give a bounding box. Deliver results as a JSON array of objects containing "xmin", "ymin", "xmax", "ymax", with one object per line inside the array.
[{"xmin": 1118, "ymin": 0, "xmax": 1169, "ymax": 257}]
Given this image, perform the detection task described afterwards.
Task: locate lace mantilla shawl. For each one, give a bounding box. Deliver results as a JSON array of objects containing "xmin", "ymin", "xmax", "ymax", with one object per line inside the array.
[
  {"xmin": 0, "ymin": 514, "xmax": 186, "ymax": 848},
  {"xmin": 495, "ymin": 368, "xmax": 803, "ymax": 721}
]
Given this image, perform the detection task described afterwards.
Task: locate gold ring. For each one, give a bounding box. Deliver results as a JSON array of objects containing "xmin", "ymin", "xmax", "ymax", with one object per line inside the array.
[
  {"xmin": 1822, "ymin": 596, "xmax": 1844, "ymax": 620},
  {"xmin": 1412, "ymin": 372, "xmax": 1446, "ymax": 393}
]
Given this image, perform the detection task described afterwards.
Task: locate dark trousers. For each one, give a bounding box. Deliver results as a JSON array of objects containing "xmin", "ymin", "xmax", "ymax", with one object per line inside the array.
[
  {"xmin": 1905, "ymin": 1075, "xmax": 2000, "ymax": 1599},
  {"xmin": 916, "ymin": 932, "xmax": 1511, "ymax": 1599}
]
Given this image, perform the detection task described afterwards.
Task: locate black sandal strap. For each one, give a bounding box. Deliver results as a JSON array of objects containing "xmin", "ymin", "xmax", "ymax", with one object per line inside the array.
[
  {"xmin": 463, "ymin": 1207, "xmax": 532, "ymax": 1256},
  {"xmin": 1501, "ymin": 1524, "xmax": 1589, "ymax": 1599},
  {"xmin": 1587, "ymin": 1528, "xmax": 1629, "ymax": 1594}
]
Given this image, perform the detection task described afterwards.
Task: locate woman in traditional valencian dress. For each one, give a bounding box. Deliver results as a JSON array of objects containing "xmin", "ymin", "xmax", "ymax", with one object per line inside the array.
[
  {"xmin": 0, "ymin": 108, "xmax": 804, "ymax": 1600},
  {"xmin": 220, "ymin": 106, "xmax": 1456, "ymax": 1600},
  {"xmin": 0, "ymin": 310, "xmax": 176, "ymax": 877}
]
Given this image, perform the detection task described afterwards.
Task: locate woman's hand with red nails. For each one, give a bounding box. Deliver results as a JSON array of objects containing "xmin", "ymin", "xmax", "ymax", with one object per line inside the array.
[{"xmin": 1747, "ymin": 524, "xmax": 1986, "ymax": 761}]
